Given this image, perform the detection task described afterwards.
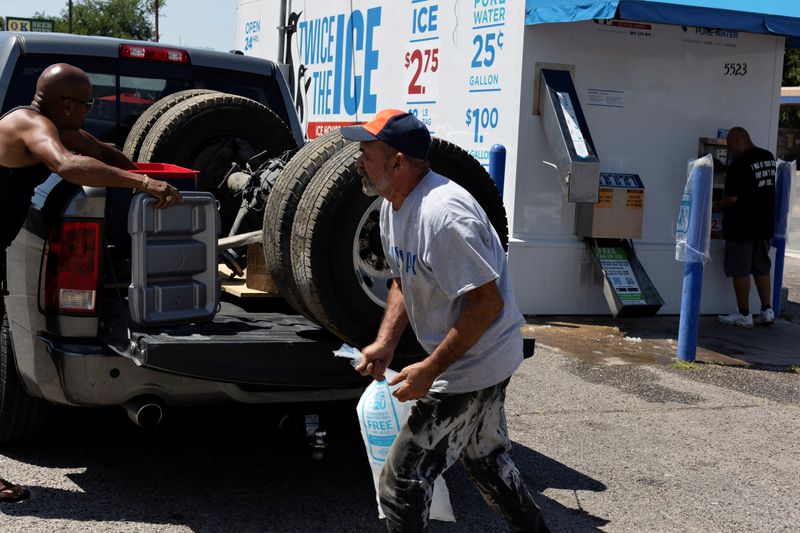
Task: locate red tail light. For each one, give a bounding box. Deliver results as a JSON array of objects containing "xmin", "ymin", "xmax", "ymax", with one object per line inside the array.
[
  {"xmin": 120, "ymin": 43, "xmax": 190, "ymax": 63},
  {"xmin": 43, "ymin": 220, "xmax": 102, "ymax": 315}
]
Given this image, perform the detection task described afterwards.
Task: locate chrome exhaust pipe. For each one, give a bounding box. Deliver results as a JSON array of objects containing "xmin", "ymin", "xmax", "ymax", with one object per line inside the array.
[{"xmin": 124, "ymin": 397, "xmax": 164, "ymax": 428}]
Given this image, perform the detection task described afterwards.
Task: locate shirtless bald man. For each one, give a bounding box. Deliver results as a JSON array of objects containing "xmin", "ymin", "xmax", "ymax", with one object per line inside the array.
[{"xmin": 0, "ymin": 63, "xmax": 181, "ymax": 503}]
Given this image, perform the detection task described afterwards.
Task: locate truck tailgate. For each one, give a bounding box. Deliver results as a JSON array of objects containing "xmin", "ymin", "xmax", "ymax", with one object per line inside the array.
[{"xmin": 125, "ymin": 312, "xmax": 364, "ymax": 388}]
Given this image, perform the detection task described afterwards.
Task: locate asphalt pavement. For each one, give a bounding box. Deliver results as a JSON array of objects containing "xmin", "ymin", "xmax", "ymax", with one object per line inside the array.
[{"xmin": 1, "ymin": 264, "xmax": 798, "ymax": 532}]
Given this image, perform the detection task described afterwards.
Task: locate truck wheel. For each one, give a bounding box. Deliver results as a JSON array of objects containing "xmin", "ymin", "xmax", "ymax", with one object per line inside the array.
[
  {"xmin": 263, "ymin": 129, "xmax": 349, "ymax": 316},
  {"xmin": 138, "ymin": 93, "xmax": 298, "ymax": 236},
  {"xmin": 0, "ymin": 308, "xmax": 50, "ymax": 443},
  {"xmin": 123, "ymin": 89, "xmax": 216, "ymax": 162},
  {"xmin": 291, "ymin": 138, "xmax": 507, "ymax": 350}
]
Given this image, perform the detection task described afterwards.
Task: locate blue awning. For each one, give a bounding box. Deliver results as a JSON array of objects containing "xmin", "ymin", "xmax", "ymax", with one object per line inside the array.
[{"xmin": 525, "ymin": 1, "xmax": 800, "ymax": 42}]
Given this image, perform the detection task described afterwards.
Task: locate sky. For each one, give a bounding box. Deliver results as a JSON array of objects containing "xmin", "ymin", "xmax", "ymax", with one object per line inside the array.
[{"xmin": 0, "ymin": 0, "xmax": 238, "ymax": 52}]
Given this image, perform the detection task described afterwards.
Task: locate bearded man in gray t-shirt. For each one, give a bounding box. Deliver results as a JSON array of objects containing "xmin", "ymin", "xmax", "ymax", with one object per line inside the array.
[{"xmin": 345, "ymin": 109, "xmax": 548, "ymax": 533}]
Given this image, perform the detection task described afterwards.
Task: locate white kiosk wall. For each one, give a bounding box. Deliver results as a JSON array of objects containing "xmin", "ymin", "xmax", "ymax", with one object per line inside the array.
[
  {"xmin": 509, "ymin": 20, "xmax": 784, "ymax": 315},
  {"xmin": 235, "ymin": 0, "xmax": 528, "ymax": 250}
]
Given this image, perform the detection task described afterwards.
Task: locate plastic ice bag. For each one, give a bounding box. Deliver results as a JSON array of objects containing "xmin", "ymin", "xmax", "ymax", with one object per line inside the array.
[{"xmin": 333, "ymin": 344, "xmax": 455, "ymax": 522}]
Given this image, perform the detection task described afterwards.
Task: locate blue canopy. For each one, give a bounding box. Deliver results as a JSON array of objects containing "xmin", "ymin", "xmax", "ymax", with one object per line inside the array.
[{"xmin": 525, "ymin": 1, "xmax": 800, "ymax": 42}]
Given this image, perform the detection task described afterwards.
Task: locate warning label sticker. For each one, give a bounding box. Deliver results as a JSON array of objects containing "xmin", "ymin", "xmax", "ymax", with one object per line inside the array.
[
  {"xmin": 597, "ymin": 189, "xmax": 614, "ymax": 208},
  {"xmin": 626, "ymin": 190, "xmax": 643, "ymax": 208}
]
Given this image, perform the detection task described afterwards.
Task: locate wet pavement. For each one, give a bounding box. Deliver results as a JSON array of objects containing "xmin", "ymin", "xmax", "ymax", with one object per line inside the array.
[{"xmin": 522, "ymin": 255, "xmax": 800, "ymax": 370}]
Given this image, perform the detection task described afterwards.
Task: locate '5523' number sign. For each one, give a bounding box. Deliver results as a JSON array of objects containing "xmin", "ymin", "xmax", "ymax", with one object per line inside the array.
[{"xmin": 723, "ymin": 62, "xmax": 747, "ymax": 76}]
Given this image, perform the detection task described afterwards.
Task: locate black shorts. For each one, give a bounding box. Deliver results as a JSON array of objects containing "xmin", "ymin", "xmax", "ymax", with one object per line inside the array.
[{"xmin": 724, "ymin": 239, "xmax": 772, "ymax": 277}]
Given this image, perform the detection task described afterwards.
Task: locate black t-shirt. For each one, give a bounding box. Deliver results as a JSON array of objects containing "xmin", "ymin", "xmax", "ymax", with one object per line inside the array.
[
  {"xmin": 722, "ymin": 147, "xmax": 776, "ymax": 241},
  {"xmin": 0, "ymin": 106, "xmax": 52, "ymax": 249}
]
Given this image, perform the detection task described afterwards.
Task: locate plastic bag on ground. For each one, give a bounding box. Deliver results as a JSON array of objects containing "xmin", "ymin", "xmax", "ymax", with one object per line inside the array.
[{"xmin": 334, "ymin": 344, "xmax": 455, "ymax": 522}]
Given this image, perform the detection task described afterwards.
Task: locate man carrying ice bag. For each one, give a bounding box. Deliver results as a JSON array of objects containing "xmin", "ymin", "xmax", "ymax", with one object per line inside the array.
[
  {"xmin": 335, "ymin": 344, "xmax": 455, "ymax": 523},
  {"xmin": 342, "ymin": 109, "xmax": 549, "ymax": 533}
]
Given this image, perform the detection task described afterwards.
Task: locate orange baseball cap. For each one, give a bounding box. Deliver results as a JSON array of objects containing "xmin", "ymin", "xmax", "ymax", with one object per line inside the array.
[{"xmin": 341, "ymin": 108, "xmax": 431, "ymax": 160}]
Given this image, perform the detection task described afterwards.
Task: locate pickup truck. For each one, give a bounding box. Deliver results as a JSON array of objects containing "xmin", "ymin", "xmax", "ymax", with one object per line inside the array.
[{"xmin": 0, "ymin": 32, "xmax": 521, "ymax": 443}]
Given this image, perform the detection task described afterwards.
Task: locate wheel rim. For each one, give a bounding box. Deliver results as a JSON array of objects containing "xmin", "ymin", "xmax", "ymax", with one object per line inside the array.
[
  {"xmin": 192, "ymin": 136, "xmax": 262, "ymax": 199},
  {"xmin": 353, "ymin": 197, "xmax": 392, "ymax": 308},
  {"xmin": 191, "ymin": 136, "xmax": 265, "ymax": 234}
]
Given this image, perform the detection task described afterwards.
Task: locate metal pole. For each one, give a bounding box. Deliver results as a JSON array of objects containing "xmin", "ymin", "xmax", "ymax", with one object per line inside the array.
[
  {"xmin": 68, "ymin": 0, "xmax": 73, "ymax": 33},
  {"xmin": 154, "ymin": 0, "xmax": 159, "ymax": 42},
  {"xmin": 489, "ymin": 144, "xmax": 506, "ymax": 196},
  {"xmin": 677, "ymin": 155, "xmax": 713, "ymax": 362},
  {"xmin": 772, "ymin": 161, "xmax": 794, "ymax": 318},
  {"xmin": 277, "ymin": 0, "xmax": 287, "ymax": 64}
]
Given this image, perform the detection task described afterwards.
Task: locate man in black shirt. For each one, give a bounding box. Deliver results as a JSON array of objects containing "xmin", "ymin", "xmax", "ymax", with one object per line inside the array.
[
  {"xmin": 712, "ymin": 127, "xmax": 776, "ymax": 328},
  {"xmin": 0, "ymin": 63, "xmax": 181, "ymax": 503}
]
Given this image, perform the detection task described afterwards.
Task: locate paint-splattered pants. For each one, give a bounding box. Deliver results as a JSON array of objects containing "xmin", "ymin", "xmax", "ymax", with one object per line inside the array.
[{"xmin": 379, "ymin": 377, "xmax": 549, "ymax": 532}]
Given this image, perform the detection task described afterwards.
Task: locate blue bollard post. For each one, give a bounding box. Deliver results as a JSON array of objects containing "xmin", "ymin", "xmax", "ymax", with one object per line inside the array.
[
  {"xmin": 489, "ymin": 144, "xmax": 506, "ymax": 196},
  {"xmin": 677, "ymin": 156, "xmax": 713, "ymax": 362},
  {"xmin": 772, "ymin": 161, "xmax": 794, "ymax": 318},
  {"xmin": 772, "ymin": 239, "xmax": 786, "ymax": 318}
]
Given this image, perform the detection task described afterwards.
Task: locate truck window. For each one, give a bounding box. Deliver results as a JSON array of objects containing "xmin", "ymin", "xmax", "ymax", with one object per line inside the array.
[
  {"xmin": 3, "ymin": 55, "xmax": 191, "ymax": 146},
  {"xmin": 3, "ymin": 54, "xmax": 285, "ymax": 148},
  {"xmin": 116, "ymin": 75, "xmax": 191, "ymax": 133}
]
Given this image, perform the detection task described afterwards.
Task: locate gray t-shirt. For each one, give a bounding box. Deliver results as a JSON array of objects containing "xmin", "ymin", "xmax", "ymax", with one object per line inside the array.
[{"xmin": 380, "ymin": 170, "xmax": 525, "ymax": 394}]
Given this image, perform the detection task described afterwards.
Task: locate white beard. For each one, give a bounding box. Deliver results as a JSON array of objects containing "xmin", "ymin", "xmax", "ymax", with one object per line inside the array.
[{"xmin": 361, "ymin": 170, "xmax": 390, "ymax": 196}]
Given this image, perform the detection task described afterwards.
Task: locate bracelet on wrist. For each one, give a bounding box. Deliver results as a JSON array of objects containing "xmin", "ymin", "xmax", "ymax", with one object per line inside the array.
[{"xmin": 135, "ymin": 174, "xmax": 150, "ymax": 193}]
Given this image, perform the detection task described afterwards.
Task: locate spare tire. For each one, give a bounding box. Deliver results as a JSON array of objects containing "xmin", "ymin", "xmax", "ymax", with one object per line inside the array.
[
  {"xmin": 290, "ymin": 138, "xmax": 507, "ymax": 351},
  {"xmin": 123, "ymin": 89, "xmax": 216, "ymax": 162},
  {"xmin": 138, "ymin": 93, "xmax": 298, "ymax": 235},
  {"xmin": 262, "ymin": 129, "xmax": 349, "ymax": 316}
]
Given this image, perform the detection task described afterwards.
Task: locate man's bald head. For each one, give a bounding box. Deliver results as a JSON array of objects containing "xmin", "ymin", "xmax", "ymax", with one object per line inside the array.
[
  {"xmin": 32, "ymin": 63, "xmax": 93, "ymax": 128},
  {"xmin": 727, "ymin": 127, "xmax": 751, "ymax": 145},
  {"xmin": 35, "ymin": 63, "xmax": 91, "ymax": 101},
  {"xmin": 726, "ymin": 127, "xmax": 754, "ymax": 158}
]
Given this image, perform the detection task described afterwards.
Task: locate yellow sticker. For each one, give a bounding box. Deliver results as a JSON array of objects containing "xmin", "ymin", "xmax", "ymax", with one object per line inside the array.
[
  {"xmin": 626, "ymin": 190, "xmax": 643, "ymax": 208},
  {"xmin": 597, "ymin": 189, "xmax": 613, "ymax": 208}
]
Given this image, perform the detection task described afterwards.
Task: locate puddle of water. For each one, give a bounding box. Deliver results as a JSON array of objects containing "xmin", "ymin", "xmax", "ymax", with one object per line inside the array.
[
  {"xmin": 522, "ymin": 320, "xmax": 675, "ymax": 365},
  {"xmin": 522, "ymin": 317, "xmax": 759, "ymax": 367}
]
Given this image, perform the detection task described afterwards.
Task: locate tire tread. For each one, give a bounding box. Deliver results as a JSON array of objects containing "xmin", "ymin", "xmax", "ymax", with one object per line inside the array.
[
  {"xmin": 0, "ymin": 310, "xmax": 49, "ymax": 443},
  {"xmin": 263, "ymin": 129, "xmax": 349, "ymax": 315},
  {"xmin": 123, "ymin": 89, "xmax": 217, "ymax": 161}
]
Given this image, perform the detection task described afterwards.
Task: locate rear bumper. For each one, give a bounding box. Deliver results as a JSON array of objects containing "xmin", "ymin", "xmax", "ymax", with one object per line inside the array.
[
  {"xmin": 33, "ymin": 333, "xmax": 368, "ymax": 407},
  {"xmin": 25, "ymin": 313, "xmax": 532, "ymax": 408}
]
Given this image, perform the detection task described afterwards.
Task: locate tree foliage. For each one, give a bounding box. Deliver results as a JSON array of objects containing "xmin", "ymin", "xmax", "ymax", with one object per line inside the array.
[
  {"xmin": 781, "ymin": 43, "xmax": 800, "ymax": 129},
  {"xmin": 784, "ymin": 44, "xmax": 800, "ymax": 86},
  {"xmin": 35, "ymin": 0, "xmax": 165, "ymax": 41}
]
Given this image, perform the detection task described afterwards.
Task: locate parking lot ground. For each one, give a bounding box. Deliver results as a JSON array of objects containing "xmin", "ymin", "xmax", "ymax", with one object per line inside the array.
[
  {"xmin": 506, "ymin": 344, "xmax": 800, "ymax": 533},
  {"xmin": 506, "ymin": 254, "xmax": 800, "ymax": 532},
  {"xmin": 0, "ymin": 258, "xmax": 798, "ymax": 532}
]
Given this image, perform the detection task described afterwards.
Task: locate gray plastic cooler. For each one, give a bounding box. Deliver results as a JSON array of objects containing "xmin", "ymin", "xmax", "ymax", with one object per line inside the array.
[{"xmin": 128, "ymin": 192, "xmax": 220, "ymax": 326}]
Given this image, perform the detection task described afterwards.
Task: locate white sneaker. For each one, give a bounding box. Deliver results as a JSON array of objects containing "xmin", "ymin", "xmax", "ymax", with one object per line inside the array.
[
  {"xmin": 717, "ymin": 312, "xmax": 753, "ymax": 328},
  {"xmin": 754, "ymin": 308, "xmax": 775, "ymax": 326}
]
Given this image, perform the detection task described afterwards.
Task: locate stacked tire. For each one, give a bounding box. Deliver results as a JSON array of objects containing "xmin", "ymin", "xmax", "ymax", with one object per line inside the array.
[
  {"xmin": 124, "ymin": 90, "xmax": 299, "ymax": 236},
  {"xmin": 126, "ymin": 95, "xmax": 509, "ymax": 354},
  {"xmin": 263, "ymin": 133, "xmax": 509, "ymax": 355}
]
